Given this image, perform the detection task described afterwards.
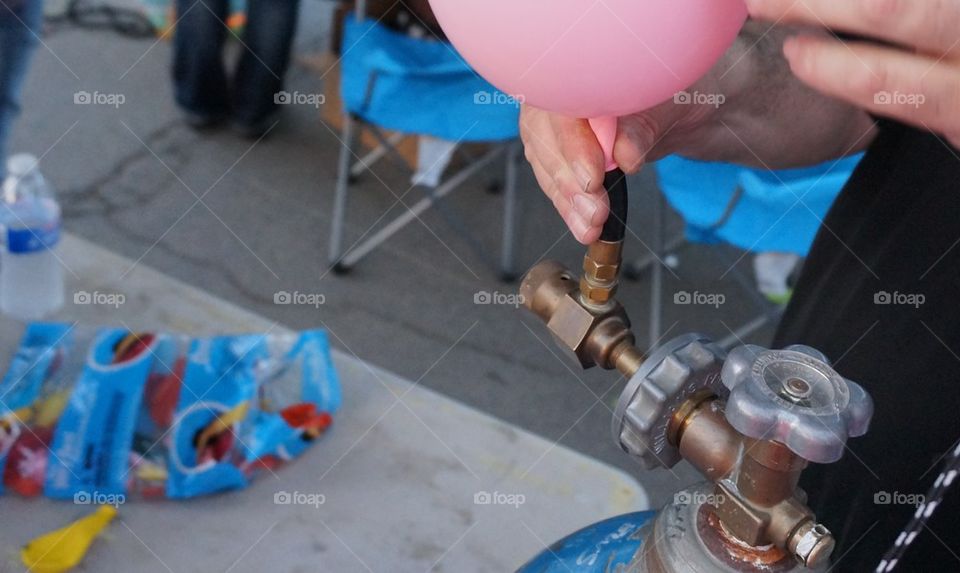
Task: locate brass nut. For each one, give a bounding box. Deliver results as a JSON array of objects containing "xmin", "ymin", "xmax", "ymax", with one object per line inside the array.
[
  {"xmin": 791, "ymin": 522, "xmax": 835, "ymax": 569},
  {"xmin": 542, "ymin": 290, "xmax": 632, "ymax": 370},
  {"xmin": 546, "ymin": 293, "xmax": 601, "ymax": 369},
  {"xmin": 713, "ymin": 481, "xmax": 767, "ymax": 546},
  {"xmin": 579, "ymin": 279, "xmax": 617, "ymax": 304},
  {"xmin": 583, "ymin": 257, "xmax": 620, "ymax": 282}
]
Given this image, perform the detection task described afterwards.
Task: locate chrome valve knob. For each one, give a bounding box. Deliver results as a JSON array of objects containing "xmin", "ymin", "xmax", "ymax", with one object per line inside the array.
[
  {"xmin": 722, "ymin": 344, "xmax": 874, "ymax": 464},
  {"xmin": 613, "ymin": 334, "xmax": 727, "ymax": 469}
]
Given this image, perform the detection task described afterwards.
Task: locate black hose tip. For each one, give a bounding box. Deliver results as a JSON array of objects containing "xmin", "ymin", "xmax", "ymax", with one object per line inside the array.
[{"xmin": 600, "ymin": 169, "xmax": 629, "ymax": 243}]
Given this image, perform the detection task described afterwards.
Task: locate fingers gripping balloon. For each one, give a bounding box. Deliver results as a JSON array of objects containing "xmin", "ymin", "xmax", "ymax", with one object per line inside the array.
[{"xmin": 427, "ymin": 0, "xmax": 747, "ymax": 172}]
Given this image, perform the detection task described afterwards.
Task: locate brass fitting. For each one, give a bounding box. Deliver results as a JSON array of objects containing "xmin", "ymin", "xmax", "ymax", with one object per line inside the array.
[
  {"xmin": 520, "ymin": 258, "xmax": 642, "ymax": 373},
  {"xmin": 788, "ymin": 521, "xmax": 836, "ymax": 569},
  {"xmin": 579, "ymin": 240, "xmax": 623, "ymax": 310}
]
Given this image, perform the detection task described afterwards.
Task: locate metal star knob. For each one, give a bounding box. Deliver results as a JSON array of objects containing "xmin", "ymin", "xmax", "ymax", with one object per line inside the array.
[
  {"xmin": 613, "ymin": 334, "xmax": 727, "ymax": 469},
  {"xmin": 721, "ymin": 344, "xmax": 874, "ymax": 464}
]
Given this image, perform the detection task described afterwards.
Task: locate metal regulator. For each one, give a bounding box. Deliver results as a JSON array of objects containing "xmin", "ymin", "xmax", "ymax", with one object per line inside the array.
[{"xmin": 517, "ymin": 171, "xmax": 874, "ymax": 573}]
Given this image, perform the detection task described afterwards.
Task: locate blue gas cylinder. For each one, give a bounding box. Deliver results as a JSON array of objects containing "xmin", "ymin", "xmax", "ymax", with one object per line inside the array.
[{"xmin": 517, "ymin": 511, "xmax": 656, "ymax": 573}]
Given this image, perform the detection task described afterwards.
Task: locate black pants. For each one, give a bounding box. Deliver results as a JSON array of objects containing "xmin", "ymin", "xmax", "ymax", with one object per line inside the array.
[
  {"xmin": 773, "ymin": 122, "xmax": 960, "ymax": 572},
  {"xmin": 0, "ymin": 0, "xmax": 41, "ymax": 178},
  {"xmin": 172, "ymin": 0, "xmax": 299, "ymax": 123}
]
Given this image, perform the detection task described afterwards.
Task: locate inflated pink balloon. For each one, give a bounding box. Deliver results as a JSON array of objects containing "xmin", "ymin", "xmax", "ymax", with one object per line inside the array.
[{"xmin": 428, "ymin": 0, "xmax": 747, "ymax": 168}]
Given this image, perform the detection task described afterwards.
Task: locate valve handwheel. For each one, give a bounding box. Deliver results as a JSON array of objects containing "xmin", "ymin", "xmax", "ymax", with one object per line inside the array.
[
  {"xmin": 613, "ymin": 334, "xmax": 728, "ymax": 469},
  {"xmin": 613, "ymin": 336, "xmax": 875, "ymax": 469},
  {"xmin": 721, "ymin": 344, "xmax": 874, "ymax": 464}
]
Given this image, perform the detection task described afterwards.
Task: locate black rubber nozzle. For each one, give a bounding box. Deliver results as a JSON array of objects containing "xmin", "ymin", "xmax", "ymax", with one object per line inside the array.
[{"xmin": 600, "ymin": 169, "xmax": 628, "ymax": 243}]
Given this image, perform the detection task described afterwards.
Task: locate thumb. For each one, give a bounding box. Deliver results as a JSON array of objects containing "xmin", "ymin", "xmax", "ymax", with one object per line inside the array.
[{"xmin": 613, "ymin": 115, "xmax": 661, "ymax": 174}]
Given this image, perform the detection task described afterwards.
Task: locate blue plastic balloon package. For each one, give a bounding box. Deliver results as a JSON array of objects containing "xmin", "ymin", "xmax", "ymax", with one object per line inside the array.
[{"xmin": 0, "ymin": 323, "xmax": 340, "ymax": 500}]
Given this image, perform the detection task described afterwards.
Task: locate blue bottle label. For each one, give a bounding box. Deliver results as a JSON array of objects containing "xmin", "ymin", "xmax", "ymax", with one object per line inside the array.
[{"xmin": 7, "ymin": 222, "xmax": 60, "ymax": 254}]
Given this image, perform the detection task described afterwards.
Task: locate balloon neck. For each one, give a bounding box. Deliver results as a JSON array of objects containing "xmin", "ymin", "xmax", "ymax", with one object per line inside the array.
[{"xmin": 588, "ymin": 116, "xmax": 618, "ymax": 172}]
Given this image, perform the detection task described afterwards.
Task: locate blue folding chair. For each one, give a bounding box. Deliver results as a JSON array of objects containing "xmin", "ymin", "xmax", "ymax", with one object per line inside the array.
[
  {"xmin": 327, "ymin": 4, "xmax": 522, "ymax": 279},
  {"xmin": 634, "ymin": 154, "xmax": 864, "ymax": 348}
]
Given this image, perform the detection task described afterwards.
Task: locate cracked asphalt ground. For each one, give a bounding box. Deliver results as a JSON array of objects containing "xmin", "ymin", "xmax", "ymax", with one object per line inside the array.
[{"xmin": 10, "ymin": 4, "xmax": 775, "ymax": 506}]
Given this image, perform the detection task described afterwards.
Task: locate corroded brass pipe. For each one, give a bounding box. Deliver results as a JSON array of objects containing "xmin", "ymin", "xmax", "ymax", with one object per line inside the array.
[
  {"xmin": 738, "ymin": 438, "xmax": 808, "ymax": 507},
  {"xmin": 673, "ymin": 398, "xmax": 741, "ymax": 482}
]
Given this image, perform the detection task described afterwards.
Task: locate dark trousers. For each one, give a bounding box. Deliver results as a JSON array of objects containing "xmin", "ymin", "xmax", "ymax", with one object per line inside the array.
[
  {"xmin": 0, "ymin": 0, "xmax": 41, "ymax": 178},
  {"xmin": 172, "ymin": 0, "xmax": 299, "ymax": 124}
]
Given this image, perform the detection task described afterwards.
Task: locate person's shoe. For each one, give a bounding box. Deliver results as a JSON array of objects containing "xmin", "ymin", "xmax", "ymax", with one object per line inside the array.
[
  {"xmin": 230, "ymin": 113, "xmax": 280, "ymax": 140},
  {"xmin": 753, "ymin": 252, "xmax": 801, "ymax": 306}
]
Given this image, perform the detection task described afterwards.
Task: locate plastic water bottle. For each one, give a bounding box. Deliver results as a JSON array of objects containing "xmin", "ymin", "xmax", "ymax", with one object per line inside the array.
[{"xmin": 0, "ymin": 154, "xmax": 64, "ymax": 321}]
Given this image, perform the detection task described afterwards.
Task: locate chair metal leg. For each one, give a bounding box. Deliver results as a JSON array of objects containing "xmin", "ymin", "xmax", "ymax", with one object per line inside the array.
[
  {"xmin": 649, "ymin": 190, "xmax": 666, "ymax": 350},
  {"xmin": 349, "ymin": 131, "xmax": 406, "ymax": 179},
  {"xmin": 624, "ymin": 234, "xmax": 685, "ymax": 279},
  {"xmin": 627, "ymin": 188, "xmax": 743, "ymax": 280},
  {"xmin": 500, "ymin": 141, "xmax": 520, "ymax": 282},
  {"xmin": 368, "ymin": 125, "xmax": 418, "ymax": 172},
  {"xmin": 338, "ymin": 145, "xmax": 505, "ymax": 269},
  {"xmin": 328, "ymin": 113, "xmax": 358, "ymax": 271}
]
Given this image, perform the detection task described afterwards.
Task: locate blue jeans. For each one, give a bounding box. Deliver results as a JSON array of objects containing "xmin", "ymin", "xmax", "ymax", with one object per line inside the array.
[
  {"xmin": 172, "ymin": 0, "xmax": 299, "ymax": 124},
  {"xmin": 0, "ymin": 0, "xmax": 41, "ymax": 179}
]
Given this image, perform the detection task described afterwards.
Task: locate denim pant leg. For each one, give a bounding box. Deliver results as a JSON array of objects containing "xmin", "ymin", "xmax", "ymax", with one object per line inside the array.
[
  {"xmin": 172, "ymin": 0, "xmax": 231, "ymax": 117},
  {"xmin": 231, "ymin": 0, "xmax": 299, "ymax": 124},
  {"xmin": 0, "ymin": 0, "xmax": 41, "ymax": 179}
]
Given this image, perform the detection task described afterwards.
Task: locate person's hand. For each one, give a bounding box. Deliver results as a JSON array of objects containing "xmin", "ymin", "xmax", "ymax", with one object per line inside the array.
[
  {"xmin": 520, "ymin": 101, "xmax": 704, "ymax": 244},
  {"xmin": 746, "ymin": 0, "xmax": 960, "ymax": 149},
  {"xmin": 520, "ymin": 22, "xmax": 879, "ymax": 244}
]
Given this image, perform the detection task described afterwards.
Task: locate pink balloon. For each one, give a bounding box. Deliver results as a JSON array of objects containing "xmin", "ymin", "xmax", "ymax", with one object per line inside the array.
[
  {"xmin": 428, "ymin": 0, "xmax": 747, "ymax": 166},
  {"xmin": 429, "ymin": 0, "xmax": 746, "ymax": 118}
]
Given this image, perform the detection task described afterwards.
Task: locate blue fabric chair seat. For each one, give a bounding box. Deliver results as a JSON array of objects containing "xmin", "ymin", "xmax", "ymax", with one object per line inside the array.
[
  {"xmin": 340, "ymin": 15, "xmax": 520, "ymax": 143},
  {"xmin": 653, "ymin": 154, "xmax": 864, "ymax": 255}
]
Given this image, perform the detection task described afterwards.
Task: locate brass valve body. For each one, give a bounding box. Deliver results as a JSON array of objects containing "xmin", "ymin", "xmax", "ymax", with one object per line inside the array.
[
  {"xmin": 671, "ymin": 397, "xmax": 834, "ymax": 569},
  {"xmin": 520, "ymin": 256, "xmax": 643, "ymax": 374}
]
